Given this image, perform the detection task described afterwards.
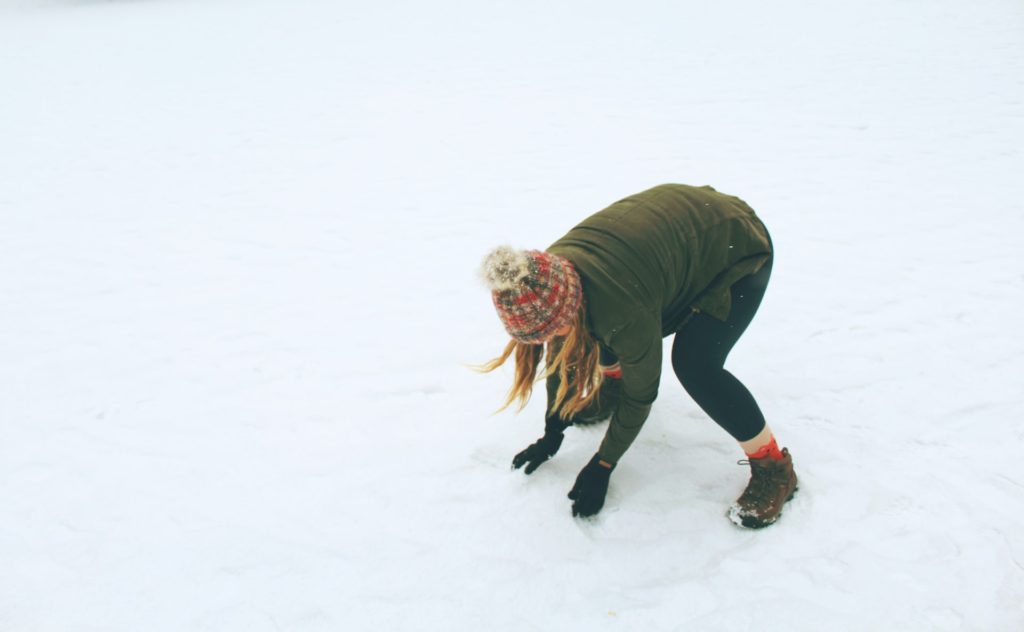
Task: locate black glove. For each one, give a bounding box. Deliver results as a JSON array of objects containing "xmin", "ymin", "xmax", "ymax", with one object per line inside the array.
[
  {"xmin": 568, "ymin": 454, "xmax": 614, "ymax": 517},
  {"xmin": 511, "ymin": 417, "xmax": 570, "ymax": 475}
]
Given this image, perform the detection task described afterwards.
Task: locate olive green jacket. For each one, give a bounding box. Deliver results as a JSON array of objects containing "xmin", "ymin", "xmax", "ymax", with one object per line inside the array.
[{"xmin": 546, "ymin": 184, "xmax": 772, "ymax": 464}]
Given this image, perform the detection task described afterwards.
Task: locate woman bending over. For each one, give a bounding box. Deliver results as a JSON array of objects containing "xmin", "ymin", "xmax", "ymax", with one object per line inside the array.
[{"xmin": 480, "ymin": 183, "xmax": 798, "ymax": 528}]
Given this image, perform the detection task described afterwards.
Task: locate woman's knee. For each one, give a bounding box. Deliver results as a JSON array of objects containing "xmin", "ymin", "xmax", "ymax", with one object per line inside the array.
[{"xmin": 671, "ymin": 352, "xmax": 719, "ymax": 390}]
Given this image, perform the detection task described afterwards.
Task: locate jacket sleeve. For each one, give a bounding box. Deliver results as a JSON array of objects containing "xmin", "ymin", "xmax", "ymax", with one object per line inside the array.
[
  {"xmin": 544, "ymin": 366, "xmax": 564, "ymax": 422},
  {"xmin": 543, "ymin": 341, "xmax": 581, "ymax": 427},
  {"xmin": 597, "ymin": 316, "xmax": 662, "ymax": 463}
]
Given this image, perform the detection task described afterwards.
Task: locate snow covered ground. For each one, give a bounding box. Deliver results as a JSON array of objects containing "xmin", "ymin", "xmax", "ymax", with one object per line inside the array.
[{"xmin": 2, "ymin": 0, "xmax": 1023, "ymax": 630}]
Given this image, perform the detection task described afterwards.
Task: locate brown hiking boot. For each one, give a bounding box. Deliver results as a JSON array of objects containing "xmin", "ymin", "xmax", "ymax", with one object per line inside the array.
[{"xmin": 728, "ymin": 448, "xmax": 798, "ymax": 529}]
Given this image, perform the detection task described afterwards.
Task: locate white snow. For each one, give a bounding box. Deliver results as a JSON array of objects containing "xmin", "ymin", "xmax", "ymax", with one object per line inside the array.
[{"xmin": 2, "ymin": 0, "xmax": 1023, "ymax": 630}]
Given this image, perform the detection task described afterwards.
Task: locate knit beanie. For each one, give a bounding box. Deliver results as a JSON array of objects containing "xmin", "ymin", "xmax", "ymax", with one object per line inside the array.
[
  {"xmin": 481, "ymin": 246, "xmax": 583, "ymax": 344},
  {"xmin": 481, "ymin": 246, "xmax": 585, "ymax": 344}
]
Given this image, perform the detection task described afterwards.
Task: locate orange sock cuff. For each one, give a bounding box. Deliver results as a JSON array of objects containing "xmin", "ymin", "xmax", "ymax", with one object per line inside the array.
[{"xmin": 745, "ymin": 435, "xmax": 784, "ymax": 461}]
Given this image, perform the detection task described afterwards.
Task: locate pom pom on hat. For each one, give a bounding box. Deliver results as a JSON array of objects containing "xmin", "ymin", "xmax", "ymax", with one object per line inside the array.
[
  {"xmin": 480, "ymin": 246, "xmax": 531, "ymax": 292},
  {"xmin": 480, "ymin": 246, "xmax": 583, "ymax": 344}
]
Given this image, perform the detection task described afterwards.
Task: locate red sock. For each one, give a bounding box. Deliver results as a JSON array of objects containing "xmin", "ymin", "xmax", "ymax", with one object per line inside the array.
[
  {"xmin": 745, "ymin": 435, "xmax": 785, "ymax": 461},
  {"xmin": 602, "ymin": 364, "xmax": 622, "ymax": 379}
]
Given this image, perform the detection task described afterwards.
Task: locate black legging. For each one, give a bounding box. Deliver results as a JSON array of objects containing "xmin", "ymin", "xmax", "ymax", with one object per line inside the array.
[{"xmin": 670, "ymin": 254, "xmax": 773, "ymax": 442}]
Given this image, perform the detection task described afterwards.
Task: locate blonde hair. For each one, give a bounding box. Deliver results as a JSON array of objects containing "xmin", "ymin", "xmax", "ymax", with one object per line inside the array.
[{"xmin": 479, "ymin": 307, "xmax": 604, "ymax": 420}]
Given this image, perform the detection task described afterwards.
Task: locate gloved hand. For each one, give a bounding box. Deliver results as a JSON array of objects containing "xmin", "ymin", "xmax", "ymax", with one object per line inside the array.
[
  {"xmin": 568, "ymin": 454, "xmax": 614, "ymax": 517},
  {"xmin": 511, "ymin": 417, "xmax": 570, "ymax": 475}
]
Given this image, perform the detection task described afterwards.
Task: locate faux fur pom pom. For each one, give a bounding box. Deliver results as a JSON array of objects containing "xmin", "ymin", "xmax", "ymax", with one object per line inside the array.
[{"xmin": 480, "ymin": 246, "xmax": 530, "ymax": 291}]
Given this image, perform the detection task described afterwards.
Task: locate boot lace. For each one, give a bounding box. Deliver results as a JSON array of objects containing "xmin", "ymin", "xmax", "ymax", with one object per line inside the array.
[{"xmin": 737, "ymin": 460, "xmax": 772, "ymax": 503}]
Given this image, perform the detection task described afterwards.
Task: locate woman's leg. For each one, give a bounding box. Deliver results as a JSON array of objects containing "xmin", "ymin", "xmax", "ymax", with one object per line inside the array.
[
  {"xmin": 672, "ymin": 255, "xmax": 798, "ymax": 528},
  {"xmin": 670, "ymin": 256, "xmax": 773, "ymax": 443}
]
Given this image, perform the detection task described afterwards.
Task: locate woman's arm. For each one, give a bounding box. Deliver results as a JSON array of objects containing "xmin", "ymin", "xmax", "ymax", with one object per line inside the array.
[{"xmin": 597, "ymin": 317, "xmax": 662, "ymax": 464}]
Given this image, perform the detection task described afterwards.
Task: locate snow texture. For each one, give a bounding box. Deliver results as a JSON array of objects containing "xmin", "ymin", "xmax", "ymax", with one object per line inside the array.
[{"xmin": 1, "ymin": 0, "xmax": 1023, "ymax": 630}]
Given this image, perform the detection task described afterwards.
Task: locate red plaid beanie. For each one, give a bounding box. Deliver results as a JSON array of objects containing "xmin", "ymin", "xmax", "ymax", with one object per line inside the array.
[{"xmin": 481, "ymin": 246, "xmax": 583, "ymax": 344}]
